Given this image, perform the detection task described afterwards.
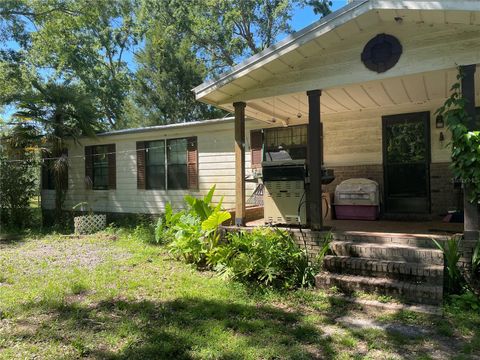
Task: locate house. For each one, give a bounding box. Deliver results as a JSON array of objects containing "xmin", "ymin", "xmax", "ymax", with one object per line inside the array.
[
  {"xmin": 189, "ymin": 0, "xmax": 480, "ymax": 303},
  {"xmin": 42, "ymin": 0, "xmax": 480, "ymax": 304},
  {"xmin": 192, "ymin": 0, "xmax": 480, "ymax": 239},
  {"xmin": 41, "ymin": 117, "xmax": 266, "ymax": 218}
]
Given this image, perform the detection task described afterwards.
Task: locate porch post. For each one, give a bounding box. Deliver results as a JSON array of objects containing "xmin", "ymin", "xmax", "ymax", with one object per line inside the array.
[
  {"xmin": 307, "ymin": 90, "xmax": 323, "ymax": 230},
  {"xmin": 233, "ymin": 101, "xmax": 246, "ymax": 226},
  {"xmin": 460, "ymin": 64, "xmax": 479, "ymax": 240}
]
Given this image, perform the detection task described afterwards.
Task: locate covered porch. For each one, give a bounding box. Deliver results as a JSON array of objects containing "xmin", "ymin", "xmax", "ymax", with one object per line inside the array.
[{"xmin": 194, "ymin": 0, "xmax": 480, "ymax": 239}]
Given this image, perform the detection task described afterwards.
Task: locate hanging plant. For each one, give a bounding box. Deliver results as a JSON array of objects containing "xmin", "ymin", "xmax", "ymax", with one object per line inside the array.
[{"xmin": 436, "ymin": 68, "xmax": 480, "ymax": 203}]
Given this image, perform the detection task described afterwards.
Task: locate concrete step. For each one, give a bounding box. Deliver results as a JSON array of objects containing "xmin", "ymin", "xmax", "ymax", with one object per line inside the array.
[
  {"xmin": 330, "ymin": 241, "xmax": 444, "ymax": 265},
  {"xmin": 323, "ymin": 255, "xmax": 444, "ymax": 284},
  {"xmin": 332, "ymin": 232, "xmax": 441, "ymax": 249},
  {"xmin": 315, "ymin": 272, "xmax": 443, "ymax": 305}
]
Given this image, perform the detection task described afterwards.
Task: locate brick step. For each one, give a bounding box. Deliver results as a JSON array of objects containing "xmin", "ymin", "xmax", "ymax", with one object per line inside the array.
[
  {"xmin": 332, "ymin": 232, "xmax": 441, "ymax": 249},
  {"xmin": 323, "ymin": 255, "xmax": 444, "ymax": 284},
  {"xmin": 315, "ymin": 272, "xmax": 443, "ymax": 305},
  {"xmin": 330, "ymin": 241, "xmax": 444, "ymax": 265}
]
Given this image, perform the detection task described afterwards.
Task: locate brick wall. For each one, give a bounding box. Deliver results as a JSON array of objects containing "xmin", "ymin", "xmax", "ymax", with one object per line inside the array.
[
  {"xmin": 323, "ymin": 165, "xmax": 384, "ymax": 195},
  {"xmin": 430, "ymin": 162, "xmax": 463, "ymax": 216},
  {"xmin": 324, "ymin": 163, "xmax": 459, "ymax": 217}
]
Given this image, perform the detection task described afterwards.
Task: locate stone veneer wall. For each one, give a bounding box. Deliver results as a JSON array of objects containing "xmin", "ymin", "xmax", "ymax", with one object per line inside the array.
[{"xmin": 323, "ymin": 163, "xmax": 459, "ymax": 217}]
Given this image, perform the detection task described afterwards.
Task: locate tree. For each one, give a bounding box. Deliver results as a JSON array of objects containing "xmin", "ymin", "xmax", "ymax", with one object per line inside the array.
[
  {"xmin": 1, "ymin": 0, "xmax": 146, "ymax": 128},
  {"xmin": 130, "ymin": 0, "xmax": 332, "ymax": 127},
  {"xmin": 132, "ymin": 2, "xmax": 225, "ymax": 125},
  {"xmin": 10, "ymin": 81, "xmax": 103, "ymax": 222}
]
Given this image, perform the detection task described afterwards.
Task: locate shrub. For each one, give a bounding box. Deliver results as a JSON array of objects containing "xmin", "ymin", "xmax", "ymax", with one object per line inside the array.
[
  {"xmin": 0, "ymin": 152, "xmax": 38, "ymax": 229},
  {"xmin": 155, "ymin": 185, "xmax": 231, "ymax": 266},
  {"xmin": 433, "ymin": 236, "xmax": 465, "ymax": 294},
  {"xmin": 218, "ymin": 227, "xmax": 319, "ymax": 289},
  {"xmin": 154, "ymin": 185, "xmax": 327, "ymax": 289}
]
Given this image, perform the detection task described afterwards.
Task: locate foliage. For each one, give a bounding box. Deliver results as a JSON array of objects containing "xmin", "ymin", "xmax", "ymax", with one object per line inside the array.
[
  {"xmin": 436, "ymin": 68, "xmax": 480, "ymax": 203},
  {"xmin": 448, "ymin": 291, "xmax": 480, "ymax": 312},
  {"xmin": 133, "ymin": 4, "xmax": 225, "ymax": 125},
  {"xmin": 0, "ymin": 149, "xmax": 38, "ymax": 229},
  {"xmin": 433, "ymin": 236, "xmax": 465, "ymax": 294},
  {"xmin": 472, "ymin": 240, "xmax": 480, "ymax": 275},
  {"xmin": 128, "ymin": 223, "xmax": 156, "ymax": 244},
  {"xmin": 8, "ymin": 81, "xmax": 104, "ymax": 222},
  {"xmin": 1, "ymin": 0, "xmax": 146, "ymax": 128},
  {"xmin": 155, "ymin": 185, "xmax": 231, "ymax": 265},
  {"xmin": 218, "ymin": 228, "xmax": 319, "ymax": 289}
]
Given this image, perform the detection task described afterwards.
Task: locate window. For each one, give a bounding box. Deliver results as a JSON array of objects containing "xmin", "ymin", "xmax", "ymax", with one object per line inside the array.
[
  {"xmin": 264, "ymin": 125, "xmax": 307, "ymax": 161},
  {"xmin": 167, "ymin": 138, "xmax": 188, "ymax": 190},
  {"xmin": 137, "ymin": 137, "xmax": 197, "ymax": 191},
  {"xmin": 92, "ymin": 145, "xmax": 109, "ymax": 190},
  {"xmin": 146, "ymin": 140, "xmax": 166, "ymax": 190}
]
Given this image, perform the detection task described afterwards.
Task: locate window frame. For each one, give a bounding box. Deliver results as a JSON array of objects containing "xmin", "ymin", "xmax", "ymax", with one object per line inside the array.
[
  {"xmin": 92, "ymin": 145, "xmax": 110, "ymax": 190},
  {"xmin": 142, "ymin": 137, "xmax": 193, "ymax": 191},
  {"xmin": 263, "ymin": 125, "xmax": 308, "ymax": 161},
  {"xmin": 145, "ymin": 140, "xmax": 167, "ymax": 190}
]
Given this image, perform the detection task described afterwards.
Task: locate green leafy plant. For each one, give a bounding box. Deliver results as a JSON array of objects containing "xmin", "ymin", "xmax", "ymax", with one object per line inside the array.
[
  {"xmin": 433, "ymin": 236, "xmax": 465, "ymax": 294},
  {"xmin": 449, "ymin": 291, "xmax": 480, "ymax": 312},
  {"xmin": 472, "ymin": 240, "xmax": 480, "ymax": 275},
  {"xmin": 436, "ymin": 67, "xmax": 480, "ymax": 203},
  {"xmin": 156, "ymin": 185, "xmax": 231, "ymax": 267},
  {"xmin": 218, "ymin": 227, "xmax": 317, "ymax": 289}
]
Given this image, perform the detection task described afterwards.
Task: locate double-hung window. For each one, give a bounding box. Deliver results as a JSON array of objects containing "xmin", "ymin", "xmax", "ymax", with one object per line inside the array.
[
  {"xmin": 145, "ymin": 140, "xmax": 166, "ymax": 190},
  {"xmin": 92, "ymin": 145, "xmax": 109, "ymax": 190},
  {"xmin": 138, "ymin": 137, "xmax": 197, "ymax": 191},
  {"xmin": 167, "ymin": 138, "xmax": 188, "ymax": 190}
]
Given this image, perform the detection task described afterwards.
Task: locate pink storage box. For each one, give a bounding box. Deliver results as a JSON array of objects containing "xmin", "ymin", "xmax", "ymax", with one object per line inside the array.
[{"xmin": 334, "ymin": 204, "xmax": 379, "ymax": 221}]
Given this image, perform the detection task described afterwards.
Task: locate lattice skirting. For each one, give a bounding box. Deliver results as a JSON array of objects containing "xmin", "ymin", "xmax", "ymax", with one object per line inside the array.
[{"xmin": 74, "ymin": 214, "xmax": 107, "ymax": 235}]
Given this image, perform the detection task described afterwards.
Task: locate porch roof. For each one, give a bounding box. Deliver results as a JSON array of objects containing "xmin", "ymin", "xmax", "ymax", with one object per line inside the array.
[{"xmin": 193, "ymin": 1, "xmax": 480, "ymax": 124}]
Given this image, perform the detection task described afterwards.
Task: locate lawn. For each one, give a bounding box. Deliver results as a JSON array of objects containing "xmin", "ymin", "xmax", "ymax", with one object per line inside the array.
[{"xmin": 0, "ymin": 230, "xmax": 478, "ymax": 359}]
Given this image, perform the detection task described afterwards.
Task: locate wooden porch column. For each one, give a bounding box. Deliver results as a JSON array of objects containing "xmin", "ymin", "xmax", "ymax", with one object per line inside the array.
[
  {"xmin": 460, "ymin": 64, "xmax": 480, "ymax": 240},
  {"xmin": 307, "ymin": 90, "xmax": 323, "ymax": 230},
  {"xmin": 234, "ymin": 101, "xmax": 246, "ymax": 226}
]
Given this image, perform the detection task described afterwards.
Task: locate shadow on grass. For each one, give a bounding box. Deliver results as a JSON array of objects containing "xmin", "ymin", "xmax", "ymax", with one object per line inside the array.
[{"xmin": 31, "ymin": 297, "xmax": 336, "ymax": 359}]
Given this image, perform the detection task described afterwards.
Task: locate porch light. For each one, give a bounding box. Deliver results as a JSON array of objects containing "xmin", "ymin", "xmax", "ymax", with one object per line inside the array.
[{"xmin": 436, "ymin": 115, "xmax": 444, "ymax": 128}]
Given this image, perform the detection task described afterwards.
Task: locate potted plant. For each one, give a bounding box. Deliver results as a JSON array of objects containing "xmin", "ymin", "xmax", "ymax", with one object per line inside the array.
[{"xmin": 72, "ymin": 202, "xmax": 107, "ymax": 235}]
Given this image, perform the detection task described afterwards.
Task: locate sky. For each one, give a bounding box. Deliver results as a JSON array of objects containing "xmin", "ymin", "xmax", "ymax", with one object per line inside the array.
[
  {"xmin": 2, "ymin": 1, "xmax": 349, "ymax": 122},
  {"xmin": 291, "ymin": 1, "xmax": 347, "ymax": 31}
]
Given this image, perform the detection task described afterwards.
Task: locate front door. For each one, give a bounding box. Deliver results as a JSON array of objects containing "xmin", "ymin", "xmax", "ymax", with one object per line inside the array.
[{"xmin": 382, "ymin": 112, "xmax": 430, "ymax": 214}]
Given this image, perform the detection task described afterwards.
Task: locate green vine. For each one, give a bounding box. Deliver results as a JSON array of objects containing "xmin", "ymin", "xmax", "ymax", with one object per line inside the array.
[{"xmin": 436, "ymin": 68, "xmax": 480, "ymax": 203}]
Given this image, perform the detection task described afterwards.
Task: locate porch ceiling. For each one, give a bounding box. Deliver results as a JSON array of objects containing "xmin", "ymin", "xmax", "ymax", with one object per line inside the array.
[
  {"xmin": 194, "ymin": 1, "xmax": 480, "ymax": 124},
  {"xmin": 222, "ymin": 68, "xmax": 480, "ymax": 126}
]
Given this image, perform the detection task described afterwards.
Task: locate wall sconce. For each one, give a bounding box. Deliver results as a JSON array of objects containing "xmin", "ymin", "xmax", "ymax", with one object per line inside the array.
[
  {"xmin": 436, "ymin": 115, "xmax": 444, "ymax": 128},
  {"xmin": 439, "ymin": 131, "xmax": 445, "ymax": 143}
]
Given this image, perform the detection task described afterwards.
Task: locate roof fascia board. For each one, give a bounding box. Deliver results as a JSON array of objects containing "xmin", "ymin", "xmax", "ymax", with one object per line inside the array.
[
  {"xmin": 373, "ymin": 1, "xmax": 480, "ymax": 11},
  {"xmin": 193, "ymin": 0, "xmax": 371, "ymax": 101}
]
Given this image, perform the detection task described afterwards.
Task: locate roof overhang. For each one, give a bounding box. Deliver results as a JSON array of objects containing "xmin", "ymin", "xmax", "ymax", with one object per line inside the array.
[{"xmin": 193, "ymin": 0, "xmax": 480, "ymax": 123}]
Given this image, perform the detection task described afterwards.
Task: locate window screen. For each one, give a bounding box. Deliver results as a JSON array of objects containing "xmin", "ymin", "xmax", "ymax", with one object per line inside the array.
[
  {"xmin": 167, "ymin": 138, "xmax": 188, "ymax": 190},
  {"xmin": 93, "ymin": 145, "xmax": 109, "ymax": 190},
  {"xmin": 264, "ymin": 125, "xmax": 307, "ymax": 161},
  {"xmin": 146, "ymin": 140, "xmax": 166, "ymax": 190}
]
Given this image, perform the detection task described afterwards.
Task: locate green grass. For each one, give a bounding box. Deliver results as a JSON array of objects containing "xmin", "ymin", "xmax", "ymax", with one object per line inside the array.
[{"xmin": 0, "ymin": 230, "xmax": 478, "ymax": 359}]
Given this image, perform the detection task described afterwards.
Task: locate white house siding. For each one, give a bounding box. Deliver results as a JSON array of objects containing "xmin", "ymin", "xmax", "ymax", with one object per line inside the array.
[
  {"xmin": 41, "ymin": 119, "xmax": 264, "ymax": 214},
  {"xmin": 42, "ymin": 99, "xmax": 455, "ymax": 216},
  {"xmin": 322, "ymin": 98, "xmax": 452, "ymax": 167}
]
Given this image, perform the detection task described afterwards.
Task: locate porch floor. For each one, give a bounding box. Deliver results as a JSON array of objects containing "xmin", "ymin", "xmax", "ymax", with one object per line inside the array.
[{"xmin": 245, "ymin": 218, "xmax": 463, "ymax": 238}]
